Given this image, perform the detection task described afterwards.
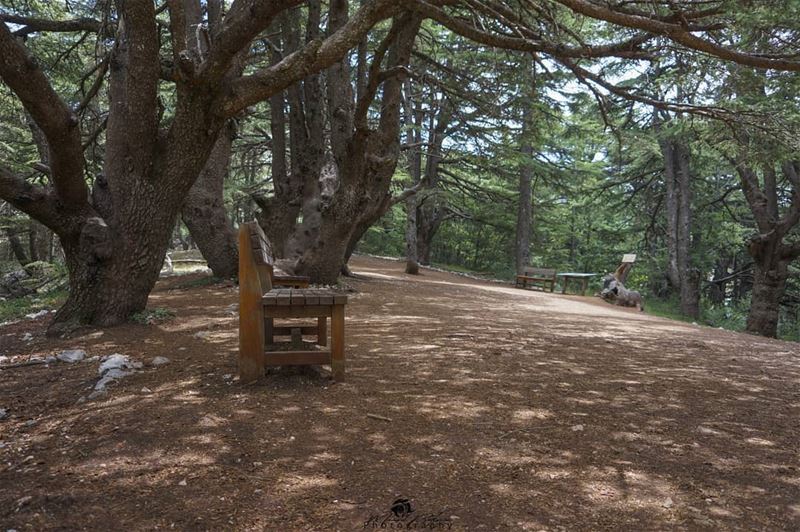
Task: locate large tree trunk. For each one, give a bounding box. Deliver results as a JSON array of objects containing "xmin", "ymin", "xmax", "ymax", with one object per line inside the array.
[
  {"xmin": 515, "ymin": 56, "xmax": 534, "ymax": 274},
  {"xmin": 734, "ymin": 159, "xmax": 800, "ymax": 337},
  {"xmin": 746, "ymin": 256, "xmax": 787, "ymax": 337},
  {"xmin": 660, "ymin": 136, "xmax": 700, "ymax": 318},
  {"xmin": 181, "ymin": 121, "xmax": 239, "ymax": 278},
  {"xmin": 5, "ymin": 226, "xmax": 29, "ymax": 266},
  {"xmin": 403, "ymin": 78, "xmax": 421, "ymax": 275},
  {"xmin": 286, "ymin": 11, "xmax": 422, "ymax": 283}
]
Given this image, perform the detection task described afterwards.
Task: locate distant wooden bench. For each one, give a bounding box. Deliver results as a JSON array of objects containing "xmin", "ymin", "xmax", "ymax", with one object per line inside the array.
[
  {"xmin": 238, "ymin": 221, "xmax": 346, "ymax": 382},
  {"xmin": 515, "ymin": 267, "xmax": 556, "ymax": 292}
]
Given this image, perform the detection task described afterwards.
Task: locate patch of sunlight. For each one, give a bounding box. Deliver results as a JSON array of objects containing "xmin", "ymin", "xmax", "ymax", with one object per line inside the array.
[
  {"xmin": 476, "ymin": 447, "xmax": 543, "ymax": 466},
  {"xmin": 184, "ymin": 434, "xmax": 221, "ymax": 445},
  {"xmin": 278, "ymin": 473, "xmax": 339, "ymax": 492},
  {"xmin": 535, "ymin": 468, "xmax": 572, "ymax": 480},
  {"xmin": 745, "ymin": 437, "xmax": 775, "ymax": 446},
  {"xmin": 198, "ymin": 414, "xmax": 228, "ymax": 428},
  {"xmin": 489, "ymin": 482, "xmax": 514, "ymax": 495},
  {"xmin": 404, "ymin": 344, "xmax": 441, "ymax": 351},
  {"xmin": 512, "ymin": 408, "xmax": 553, "ymax": 422}
]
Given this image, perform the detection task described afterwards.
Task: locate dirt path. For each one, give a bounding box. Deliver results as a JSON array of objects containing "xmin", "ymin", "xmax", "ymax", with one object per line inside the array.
[{"xmin": 2, "ymin": 256, "xmax": 799, "ymax": 530}]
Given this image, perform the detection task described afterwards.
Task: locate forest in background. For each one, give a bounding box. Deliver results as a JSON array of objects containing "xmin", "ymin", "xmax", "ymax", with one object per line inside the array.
[{"xmin": 1, "ymin": 0, "xmax": 799, "ymax": 340}]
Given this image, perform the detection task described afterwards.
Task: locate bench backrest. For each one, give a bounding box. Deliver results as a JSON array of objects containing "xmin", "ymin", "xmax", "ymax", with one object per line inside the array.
[
  {"xmin": 240, "ymin": 221, "xmax": 274, "ymax": 292},
  {"xmin": 522, "ymin": 267, "xmax": 556, "ymax": 278}
]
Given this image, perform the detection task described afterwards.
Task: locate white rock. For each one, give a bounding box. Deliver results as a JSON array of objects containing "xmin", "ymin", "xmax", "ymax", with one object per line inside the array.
[
  {"xmin": 193, "ymin": 331, "xmax": 210, "ymax": 339},
  {"xmin": 57, "ymin": 349, "xmax": 86, "ymax": 363},
  {"xmin": 25, "ymin": 309, "xmax": 49, "ymax": 319},
  {"xmin": 151, "ymin": 356, "xmax": 170, "ymax": 366},
  {"xmin": 178, "ymin": 479, "xmax": 187, "ymax": 486},
  {"xmin": 663, "ymin": 497, "xmax": 674, "ymax": 508},
  {"xmin": 95, "ymin": 368, "xmax": 133, "ymax": 391},
  {"xmin": 86, "ymin": 356, "xmax": 99, "ymax": 362},
  {"xmin": 0, "ymin": 408, "xmax": 8, "ymax": 420},
  {"xmin": 141, "ymin": 387, "xmax": 152, "ymax": 394},
  {"xmin": 98, "ymin": 354, "xmax": 141, "ymax": 375},
  {"xmin": 571, "ymin": 424, "xmax": 584, "ymax": 432},
  {"xmin": 0, "ymin": 356, "xmax": 9, "ymax": 365},
  {"xmin": 21, "ymin": 333, "xmax": 33, "ymax": 342},
  {"xmin": 94, "ymin": 354, "xmax": 142, "ymax": 391}
]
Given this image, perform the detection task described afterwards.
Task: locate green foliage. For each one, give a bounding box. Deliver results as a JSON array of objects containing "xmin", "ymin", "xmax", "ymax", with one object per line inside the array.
[
  {"xmin": 130, "ymin": 308, "xmax": 175, "ymax": 325},
  {"xmin": 0, "ymin": 288, "xmax": 67, "ymax": 323}
]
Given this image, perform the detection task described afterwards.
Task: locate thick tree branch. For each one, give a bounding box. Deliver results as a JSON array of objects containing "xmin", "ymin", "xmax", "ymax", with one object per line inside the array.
[
  {"xmin": 198, "ymin": 0, "xmax": 303, "ymax": 83},
  {"xmin": 0, "ymin": 21, "xmax": 87, "ymax": 207},
  {"xmin": 0, "ymin": 13, "xmax": 101, "ymax": 35},
  {"xmin": 0, "ymin": 165, "xmax": 61, "ymax": 229}
]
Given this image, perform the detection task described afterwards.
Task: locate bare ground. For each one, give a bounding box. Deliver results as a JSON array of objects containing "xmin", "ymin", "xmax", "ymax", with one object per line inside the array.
[{"xmin": 1, "ymin": 255, "xmax": 799, "ymax": 530}]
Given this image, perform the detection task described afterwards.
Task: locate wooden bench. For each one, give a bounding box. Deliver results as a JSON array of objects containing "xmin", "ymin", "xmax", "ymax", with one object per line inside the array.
[
  {"xmin": 515, "ymin": 267, "xmax": 556, "ymax": 292},
  {"xmin": 238, "ymin": 221, "xmax": 347, "ymax": 382}
]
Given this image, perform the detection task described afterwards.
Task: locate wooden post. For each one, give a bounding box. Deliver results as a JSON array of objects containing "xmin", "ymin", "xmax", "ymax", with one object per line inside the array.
[
  {"xmin": 265, "ymin": 317, "xmax": 274, "ymax": 345},
  {"xmin": 331, "ymin": 305, "xmax": 345, "ymax": 382},
  {"xmin": 317, "ymin": 317, "xmax": 327, "ymax": 346},
  {"xmin": 238, "ymin": 225, "xmax": 264, "ymax": 382}
]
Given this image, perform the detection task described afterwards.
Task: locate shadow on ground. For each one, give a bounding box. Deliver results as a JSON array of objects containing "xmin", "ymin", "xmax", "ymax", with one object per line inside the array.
[{"xmin": 1, "ymin": 256, "xmax": 799, "ymax": 530}]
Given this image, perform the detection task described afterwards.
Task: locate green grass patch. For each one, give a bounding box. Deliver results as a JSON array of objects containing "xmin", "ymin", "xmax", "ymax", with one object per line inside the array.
[
  {"xmin": 130, "ymin": 307, "xmax": 175, "ymax": 325},
  {"xmin": 641, "ymin": 296, "xmax": 696, "ymax": 324},
  {"xmin": 0, "ymin": 288, "xmax": 67, "ymax": 323}
]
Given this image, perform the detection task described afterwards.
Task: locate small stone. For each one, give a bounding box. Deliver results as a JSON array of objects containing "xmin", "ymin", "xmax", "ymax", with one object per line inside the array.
[
  {"xmin": 222, "ymin": 374, "xmax": 233, "ymax": 380},
  {"xmin": 151, "ymin": 356, "xmax": 170, "ymax": 366},
  {"xmin": 44, "ymin": 356, "xmax": 57, "ymax": 364},
  {"xmin": 86, "ymin": 356, "xmax": 99, "ymax": 362},
  {"xmin": 21, "ymin": 332, "xmax": 33, "ymax": 342},
  {"xmin": 57, "ymin": 349, "xmax": 86, "ymax": 363},
  {"xmin": 663, "ymin": 497, "xmax": 674, "ymax": 509},
  {"xmin": 141, "ymin": 387, "xmax": 152, "ymax": 394},
  {"xmin": 0, "ymin": 356, "xmax": 9, "ymax": 365},
  {"xmin": 253, "ymin": 461, "xmax": 263, "ymax": 466},
  {"xmin": 571, "ymin": 424, "xmax": 584, "ymax": 432},
  {"xmin": 178, "ymin": 479, "xmax": 187, "ymax": 486},
  {"xmin": 254, "ymin": 489, "xmax": 263, "ymax": 494},
  {"xmin": 25, "ymin": 309, "xmax": 49, "ymax": 319},
  {"xmin": 0, "ymin": 408, "xmax": 8, "ymax": 420}
]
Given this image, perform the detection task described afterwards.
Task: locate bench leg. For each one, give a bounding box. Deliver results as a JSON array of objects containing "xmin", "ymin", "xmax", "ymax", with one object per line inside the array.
[
  {"xmin": 562, "ymin": 279, "xmax": 567, "ymax": 294},
  {"xmin": 331, "ymin": 304, "xmax": 345, "ymax": 382},
  {"xmin": 265, "ymin": 318, "xmax": 274, "ymax": 345},
  {"xmin": 581, "ymin": 278, "xmax": 588, "ymax": 296},
  {"xmin": 549, "ymin": 280, "xmax": 555, "ymax": 293},
  {"xmin": 317, "ymin": 317, "xmax": 327, "ymax": 346}
]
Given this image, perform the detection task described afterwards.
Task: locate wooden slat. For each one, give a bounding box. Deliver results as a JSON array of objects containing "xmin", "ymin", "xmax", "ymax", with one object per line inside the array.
[
  {"xmin": 263, "ymin": 291, "xmax": 277, "ymax": 306},
  {"xmin": 333, "ymin": 294, "xmax": 348, "ymax": 304},
  {"xmin": 303, "ymin": 290, "xmax": 319, "ymax": 305},
  {"xmin": 264, "ymin": 306, "xmax": 332, "ymax": 318},
  {"xmin": 276, "ymin": 290, "xmax": 291, "ymax": 306},
  {"xmin": 317, "ymin": 291, "xmax": 333, "ymax": 305},
  {"xmin": 264, "ymin": 351, "xmax": 331, "ymax": 366},
  {"xmin": 271, "ymin": 325, "xmax": 319, "ymax": 336},
  {"xmin": 290, "ymin": 290, "xmax": 305, "ymax": 305}
]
